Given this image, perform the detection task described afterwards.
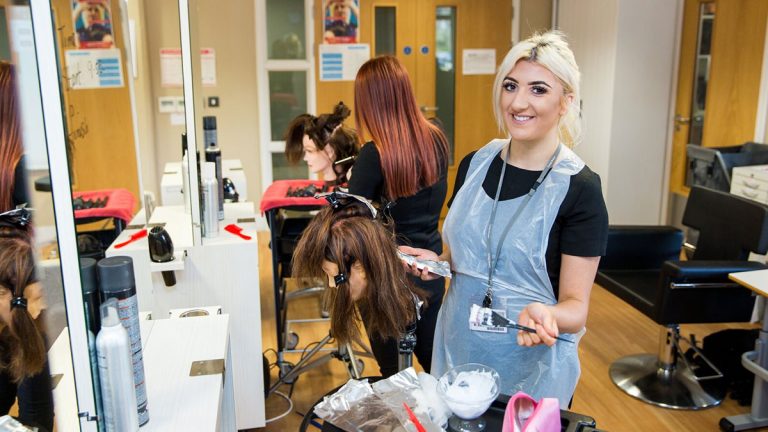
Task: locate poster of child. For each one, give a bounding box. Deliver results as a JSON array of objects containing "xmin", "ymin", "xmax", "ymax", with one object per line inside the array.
[
  {"xmin": 72, "ymin": 0, "xmax": 114, "ymax": 49},
  {"xmin": 323, "ymin": 0, "xmax": 359, "ymax": 44}
]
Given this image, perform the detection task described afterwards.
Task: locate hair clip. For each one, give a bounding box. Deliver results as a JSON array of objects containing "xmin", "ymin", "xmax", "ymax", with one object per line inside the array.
[
  {"xmin": 0, "ymin": 207, "xmax": 32, "ymax": 228},
  {"xmin": 10, "ymin": 296, "xmax": 27, "ymax": 310},
  {"xmin": 315, "ymin": 191, "xmax": 378, "ymax": 219},
  {"xmin": 334, "ymin": 273, "xmax": 348, "ymax": 286}
]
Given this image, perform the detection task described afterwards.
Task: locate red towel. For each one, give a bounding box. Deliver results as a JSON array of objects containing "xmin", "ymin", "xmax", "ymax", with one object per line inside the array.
[
  {"xmin": 259, "ymin": 180, "xmax": 329, "ymax": 213},
  {"xmin": 73, "ymin": 188, "xmax": 136, "ymax": 224}
]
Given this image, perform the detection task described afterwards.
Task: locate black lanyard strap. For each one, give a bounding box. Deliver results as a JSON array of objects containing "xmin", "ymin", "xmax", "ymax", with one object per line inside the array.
[{"xmin": 483, "ymin": 142, "xmax": 562, "ymax": 308}]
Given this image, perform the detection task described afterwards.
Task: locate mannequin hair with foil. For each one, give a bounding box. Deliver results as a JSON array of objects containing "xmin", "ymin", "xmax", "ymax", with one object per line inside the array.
[{"xmin": 291, "ymin": 201, "xmax": 422, "ymax": 343}]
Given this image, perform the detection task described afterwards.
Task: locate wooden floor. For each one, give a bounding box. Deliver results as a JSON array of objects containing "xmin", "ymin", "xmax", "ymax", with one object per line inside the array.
[{"xmin": 250, "ymin": 231, "xmax": 766, "ymax": 431}]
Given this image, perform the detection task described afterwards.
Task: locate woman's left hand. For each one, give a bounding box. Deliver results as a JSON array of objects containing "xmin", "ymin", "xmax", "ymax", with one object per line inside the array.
[{"xmin": 517, "ymin": 302, "xmax": 559, "ymax": 347}]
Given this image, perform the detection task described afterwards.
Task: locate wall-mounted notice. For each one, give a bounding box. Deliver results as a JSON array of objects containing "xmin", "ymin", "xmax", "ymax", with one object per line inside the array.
[
  {"xmin": 201, "ymin": 48, "xmax": 216, "ymax": 87},
  {"xmin": 462, "ymin": 49, "xmax": 496, "ymax": 75},
  {"xmin": 160, "ymin": 48, "xmax": 182, "ymax": 87},
  {"xmin": 319, "ymin": 43, "xmax": 369, "ymax": 81},
  {"xmin": 64, "ymin": 48, "xmax": 124, "ymax": 89}
]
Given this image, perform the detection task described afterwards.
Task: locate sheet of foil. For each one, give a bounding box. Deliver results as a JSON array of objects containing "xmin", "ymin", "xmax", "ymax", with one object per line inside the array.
[
  {"xmin": 397, "ymin": 251, "xmax": 452, "ymax": 279},
  {"xmin": 314, "ymin": 368, "xmax": 443, "ymax": 431}
]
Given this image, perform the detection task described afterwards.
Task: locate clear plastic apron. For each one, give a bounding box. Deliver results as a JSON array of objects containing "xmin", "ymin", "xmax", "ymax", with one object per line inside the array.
[{"xmin": 433, "ymin": 138, "xmax": 586, "ymax": 407}]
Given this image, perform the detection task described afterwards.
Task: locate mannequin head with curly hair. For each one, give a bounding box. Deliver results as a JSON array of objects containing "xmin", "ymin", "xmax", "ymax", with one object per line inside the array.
[{"xmin": 284, "ymin": 102, "xmax": 358, "ymax": 185}]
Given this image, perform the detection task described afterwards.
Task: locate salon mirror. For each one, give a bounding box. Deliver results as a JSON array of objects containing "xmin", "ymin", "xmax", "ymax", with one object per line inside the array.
[
  {"xmin": 41, "ymin": 0, "xmax": 192, "ymax": 427},
  {"xmin": 187, "ymin": 0, "xmax": 263, "ymax": 208},
  {"xmin": 2, "ymin": 2, "xmax": 77, "ymax": 429},
  {"xmin": 50, "ymin": 0, "xmax": 197, "ymax": 260}
]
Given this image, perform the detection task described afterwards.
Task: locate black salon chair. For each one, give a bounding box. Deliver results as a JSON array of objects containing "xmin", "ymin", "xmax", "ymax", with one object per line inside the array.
[{"xmin": 596, "ymin": 186, "xmax": 768, "ymax": 410}]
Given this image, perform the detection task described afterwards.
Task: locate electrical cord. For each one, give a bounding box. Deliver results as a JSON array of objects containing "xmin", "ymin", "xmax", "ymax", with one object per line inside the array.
[{"xmin": 264, "ymin": 390, "xmax": 294, "ymax": 424}]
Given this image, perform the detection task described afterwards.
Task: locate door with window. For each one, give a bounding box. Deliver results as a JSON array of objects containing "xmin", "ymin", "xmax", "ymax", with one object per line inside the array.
[
  {"xmin": 669, "ymin": 0, "xmax": 768, "ymax": 195},
  {"xmin": 315, "ymin": 0, "xmax": 512, "ymax": 216}
]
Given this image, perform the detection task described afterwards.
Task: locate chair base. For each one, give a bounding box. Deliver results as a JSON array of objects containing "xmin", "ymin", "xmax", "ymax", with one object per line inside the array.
[{"xmin": 610, "ymin": 354, "xmax": 725, "ymax": 410}]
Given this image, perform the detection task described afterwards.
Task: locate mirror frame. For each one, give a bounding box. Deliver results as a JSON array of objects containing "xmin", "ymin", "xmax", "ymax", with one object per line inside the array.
[{"xmin": 30, "ymin": 1, "xmax": 97, "ymax": 429}]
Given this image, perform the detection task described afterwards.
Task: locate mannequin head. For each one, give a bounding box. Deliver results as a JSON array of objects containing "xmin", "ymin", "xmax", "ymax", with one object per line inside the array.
[
  {"xmin": 284, "ymin": 102, "xmax": 358, "ymax": 184},
  {"xmin": 0, "ymin": 228, "xmax": 46, "ymax": 381},
  {"xmin": 493, "ymin": 31, "xmax": 581, "ymax": 148},
  {"xmin": 292, "ymin": 195, "xmax": 419, "ymax": 343}
]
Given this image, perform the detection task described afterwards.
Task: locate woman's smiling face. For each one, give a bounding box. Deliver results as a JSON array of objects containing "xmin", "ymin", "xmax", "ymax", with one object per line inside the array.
[{"xmin": 500, "ymin": 60, "xmax": 572, "ymax": 146}]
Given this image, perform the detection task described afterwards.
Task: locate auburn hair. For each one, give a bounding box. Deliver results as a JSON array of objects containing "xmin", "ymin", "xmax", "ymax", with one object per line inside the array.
[
  {"xmin": 292, "ymin": 202, "xmax": 423, "ymax": 343},
  {"xmin": 0, "ymin": 228, "xmax": 46, "ymax": 381},
  {"xmin": 354, "ymin": 56, "xmax": 448, "ymax": 200},
  {"xmin": 0, "ymin": 62, "xmax": 22, "ymax": 212}
]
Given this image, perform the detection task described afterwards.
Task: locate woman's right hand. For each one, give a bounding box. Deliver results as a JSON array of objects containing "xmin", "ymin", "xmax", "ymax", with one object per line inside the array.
[{"xmin": 398, "ymin": 245, "xmax": 442, "ymax": 281}]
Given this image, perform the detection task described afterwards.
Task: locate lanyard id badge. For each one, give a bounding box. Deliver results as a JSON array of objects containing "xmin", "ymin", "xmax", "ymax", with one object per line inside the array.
[
  {"xmin": 481, "ymin": 142, "xmax": 562, "ymax": 309},
  {"xmin": 468, "ymin": 304, "xmax": 509, "ymax": 333}
]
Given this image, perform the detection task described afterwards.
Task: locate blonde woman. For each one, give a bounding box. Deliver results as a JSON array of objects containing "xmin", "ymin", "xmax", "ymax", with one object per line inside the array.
[{"xmin": 403, "ymin": 31, "xmax": 608, "ymax": 405}]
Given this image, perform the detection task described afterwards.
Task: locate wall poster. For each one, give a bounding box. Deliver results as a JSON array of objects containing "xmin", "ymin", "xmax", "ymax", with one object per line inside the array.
[
  {"xmin": 71, "ymin": 0, "xmax": 114, "ymax": 49},
  {"xmin": 323, "ymin": 0, "xmax": 360, "ymax": 44}
]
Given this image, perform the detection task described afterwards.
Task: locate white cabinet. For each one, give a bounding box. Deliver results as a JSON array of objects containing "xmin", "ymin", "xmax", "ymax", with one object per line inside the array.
[
  {"xmin": 731, "ymin": 165, "xmax": 768, "ymax": 204},
  {"xmin": 49, "ymin": 316, "xmax": 234, "ymax": 431},
  {"xmin": 105, "ymin": 202, "xmax": 265, "ymax": 428}
]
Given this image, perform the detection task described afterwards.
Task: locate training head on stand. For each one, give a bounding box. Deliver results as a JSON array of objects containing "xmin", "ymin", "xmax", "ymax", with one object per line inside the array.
[{"xmin": 292, "ymin": 192, "xmax": 424, "ymax": 355}]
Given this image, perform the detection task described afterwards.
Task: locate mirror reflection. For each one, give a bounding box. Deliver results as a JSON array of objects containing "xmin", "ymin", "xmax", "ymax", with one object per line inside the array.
[
  {"xmin": 49, "ymin": 0, "xmax": 188, "ymax": 427},
  {"xmin": 1, "ymin": 3, "xmax": 75, "ymax": 431}
]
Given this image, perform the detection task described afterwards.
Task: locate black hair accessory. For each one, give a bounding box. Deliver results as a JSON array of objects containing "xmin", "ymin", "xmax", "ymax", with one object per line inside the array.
[
  {"xmin": 0, "ymin": 207, "xmax": 32, "ymax": 229},
  {"xmin": 334, "ymin": 273, "xmax": 348, "ymax": 286},
  {"xmin": 10, "ymin": 296, "xmax": 27, "ymax": 310}
]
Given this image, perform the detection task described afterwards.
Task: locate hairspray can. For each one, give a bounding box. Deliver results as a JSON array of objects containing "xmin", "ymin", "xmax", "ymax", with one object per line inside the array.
[
  {"xmin": 202, "ymin": 161, "xmax": 219, "ymax": 238},
  {"xmin": 203, "ymin": 116, "xmax": 224, "ymax": 220},
  {"xmin": 97, "ymin": 257, "xmax": 149, "ymax": 426},
  {"xmin": 97, "ymin": 298, "xmax": 139, "ymax": 432}
]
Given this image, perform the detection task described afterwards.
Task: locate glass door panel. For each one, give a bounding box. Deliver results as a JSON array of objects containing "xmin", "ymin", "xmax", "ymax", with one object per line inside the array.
[
  {"xmin": 688, "ymin": 2, "xmax": 715, "ymax": 146},
  {"xmin": 435, "ymin": 6, "xmax": 456, "ymax": 164}
]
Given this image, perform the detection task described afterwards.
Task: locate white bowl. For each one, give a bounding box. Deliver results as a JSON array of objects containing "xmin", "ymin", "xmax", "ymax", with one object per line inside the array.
[{"xmin": 437, "ymin": 363, "xmax": 500, "ymax": 420}]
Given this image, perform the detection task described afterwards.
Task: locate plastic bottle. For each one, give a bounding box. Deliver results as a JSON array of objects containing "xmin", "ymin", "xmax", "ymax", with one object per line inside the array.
[
  {"xmin": 203, "ymin": 116, "xmax": 224, "ymax": 220},
  {"xmin": 96, "ymin": 298, "xmax": 139, "ymax": 432},
  {"xmin": 202, "ymin": 161, "xmax": 219, "ymax": 238},
  {"xmin": 98, "ymin": 257, "xmax": 149, "ymax": 426}
]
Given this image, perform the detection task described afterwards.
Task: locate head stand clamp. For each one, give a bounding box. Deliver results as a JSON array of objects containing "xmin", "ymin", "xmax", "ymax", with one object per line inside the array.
[{"xmin": 397, "ymin": 321, "xmax": 418, "ymax": 371}]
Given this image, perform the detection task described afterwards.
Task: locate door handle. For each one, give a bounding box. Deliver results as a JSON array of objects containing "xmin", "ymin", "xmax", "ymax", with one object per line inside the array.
[
  {"xmin": 420, "ymin": 106, "xmax": 439, "ymax": 113},
  {"xmin": 674, "ymin": 114, "xmax": 690, "ymax": 131}
]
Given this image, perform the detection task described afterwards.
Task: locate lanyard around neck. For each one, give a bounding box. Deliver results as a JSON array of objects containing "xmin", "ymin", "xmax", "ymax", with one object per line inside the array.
[{"xmin": 483, "ymin": 141, "xmax": 562, "ymax": 308}]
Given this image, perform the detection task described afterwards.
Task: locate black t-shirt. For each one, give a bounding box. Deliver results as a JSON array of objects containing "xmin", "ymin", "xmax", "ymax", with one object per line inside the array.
[
  {"xmin": 349, "ymin": 141, "xmax": 447, "ymax": 254},
  {"xmin": 449, "ymin": 150, "xmax": 608, "ymax": 297}
]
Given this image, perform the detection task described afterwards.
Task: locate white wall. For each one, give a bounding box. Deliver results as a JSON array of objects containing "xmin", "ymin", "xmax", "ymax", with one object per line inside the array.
[
  {"xmin": 558, "ymin": 0, "xmax": 680, "ymax": 224},
  {"xmin": 557, "ymin": 0, "xmax": 618, "ymax": 200}
]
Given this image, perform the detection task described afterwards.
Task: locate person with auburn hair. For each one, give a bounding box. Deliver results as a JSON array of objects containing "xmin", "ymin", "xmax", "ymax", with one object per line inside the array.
[
  {"xmin": 0, "ymin": 219, "xmax": 53, "ymax": 431},
  {"xmin": 291, "ymin": 195, "xmax": 422, "ymax": 349},
  {"xmin": 350, "ymin": 56, "xmax": 449, "ymax": 377},
  {"xmin": 403, "ymin": 31, "xmax": 608, "ymax": 405},
  {"xmin": 0, "ymin": 62, "xmax": 28, "ymax": 212},
  {"xmin": 284, "ymin": 102, "xmax": 359, "ymax": 188}
]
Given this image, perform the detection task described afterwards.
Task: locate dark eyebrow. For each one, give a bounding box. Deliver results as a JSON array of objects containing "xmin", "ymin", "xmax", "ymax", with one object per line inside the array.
[
  {"xmin": 529, "ymin": 80, "xmax": 552, "ymax": 88},
  {"xmin": 503, "ymin": 77, "xmax": 552, "ymax": 89}
]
